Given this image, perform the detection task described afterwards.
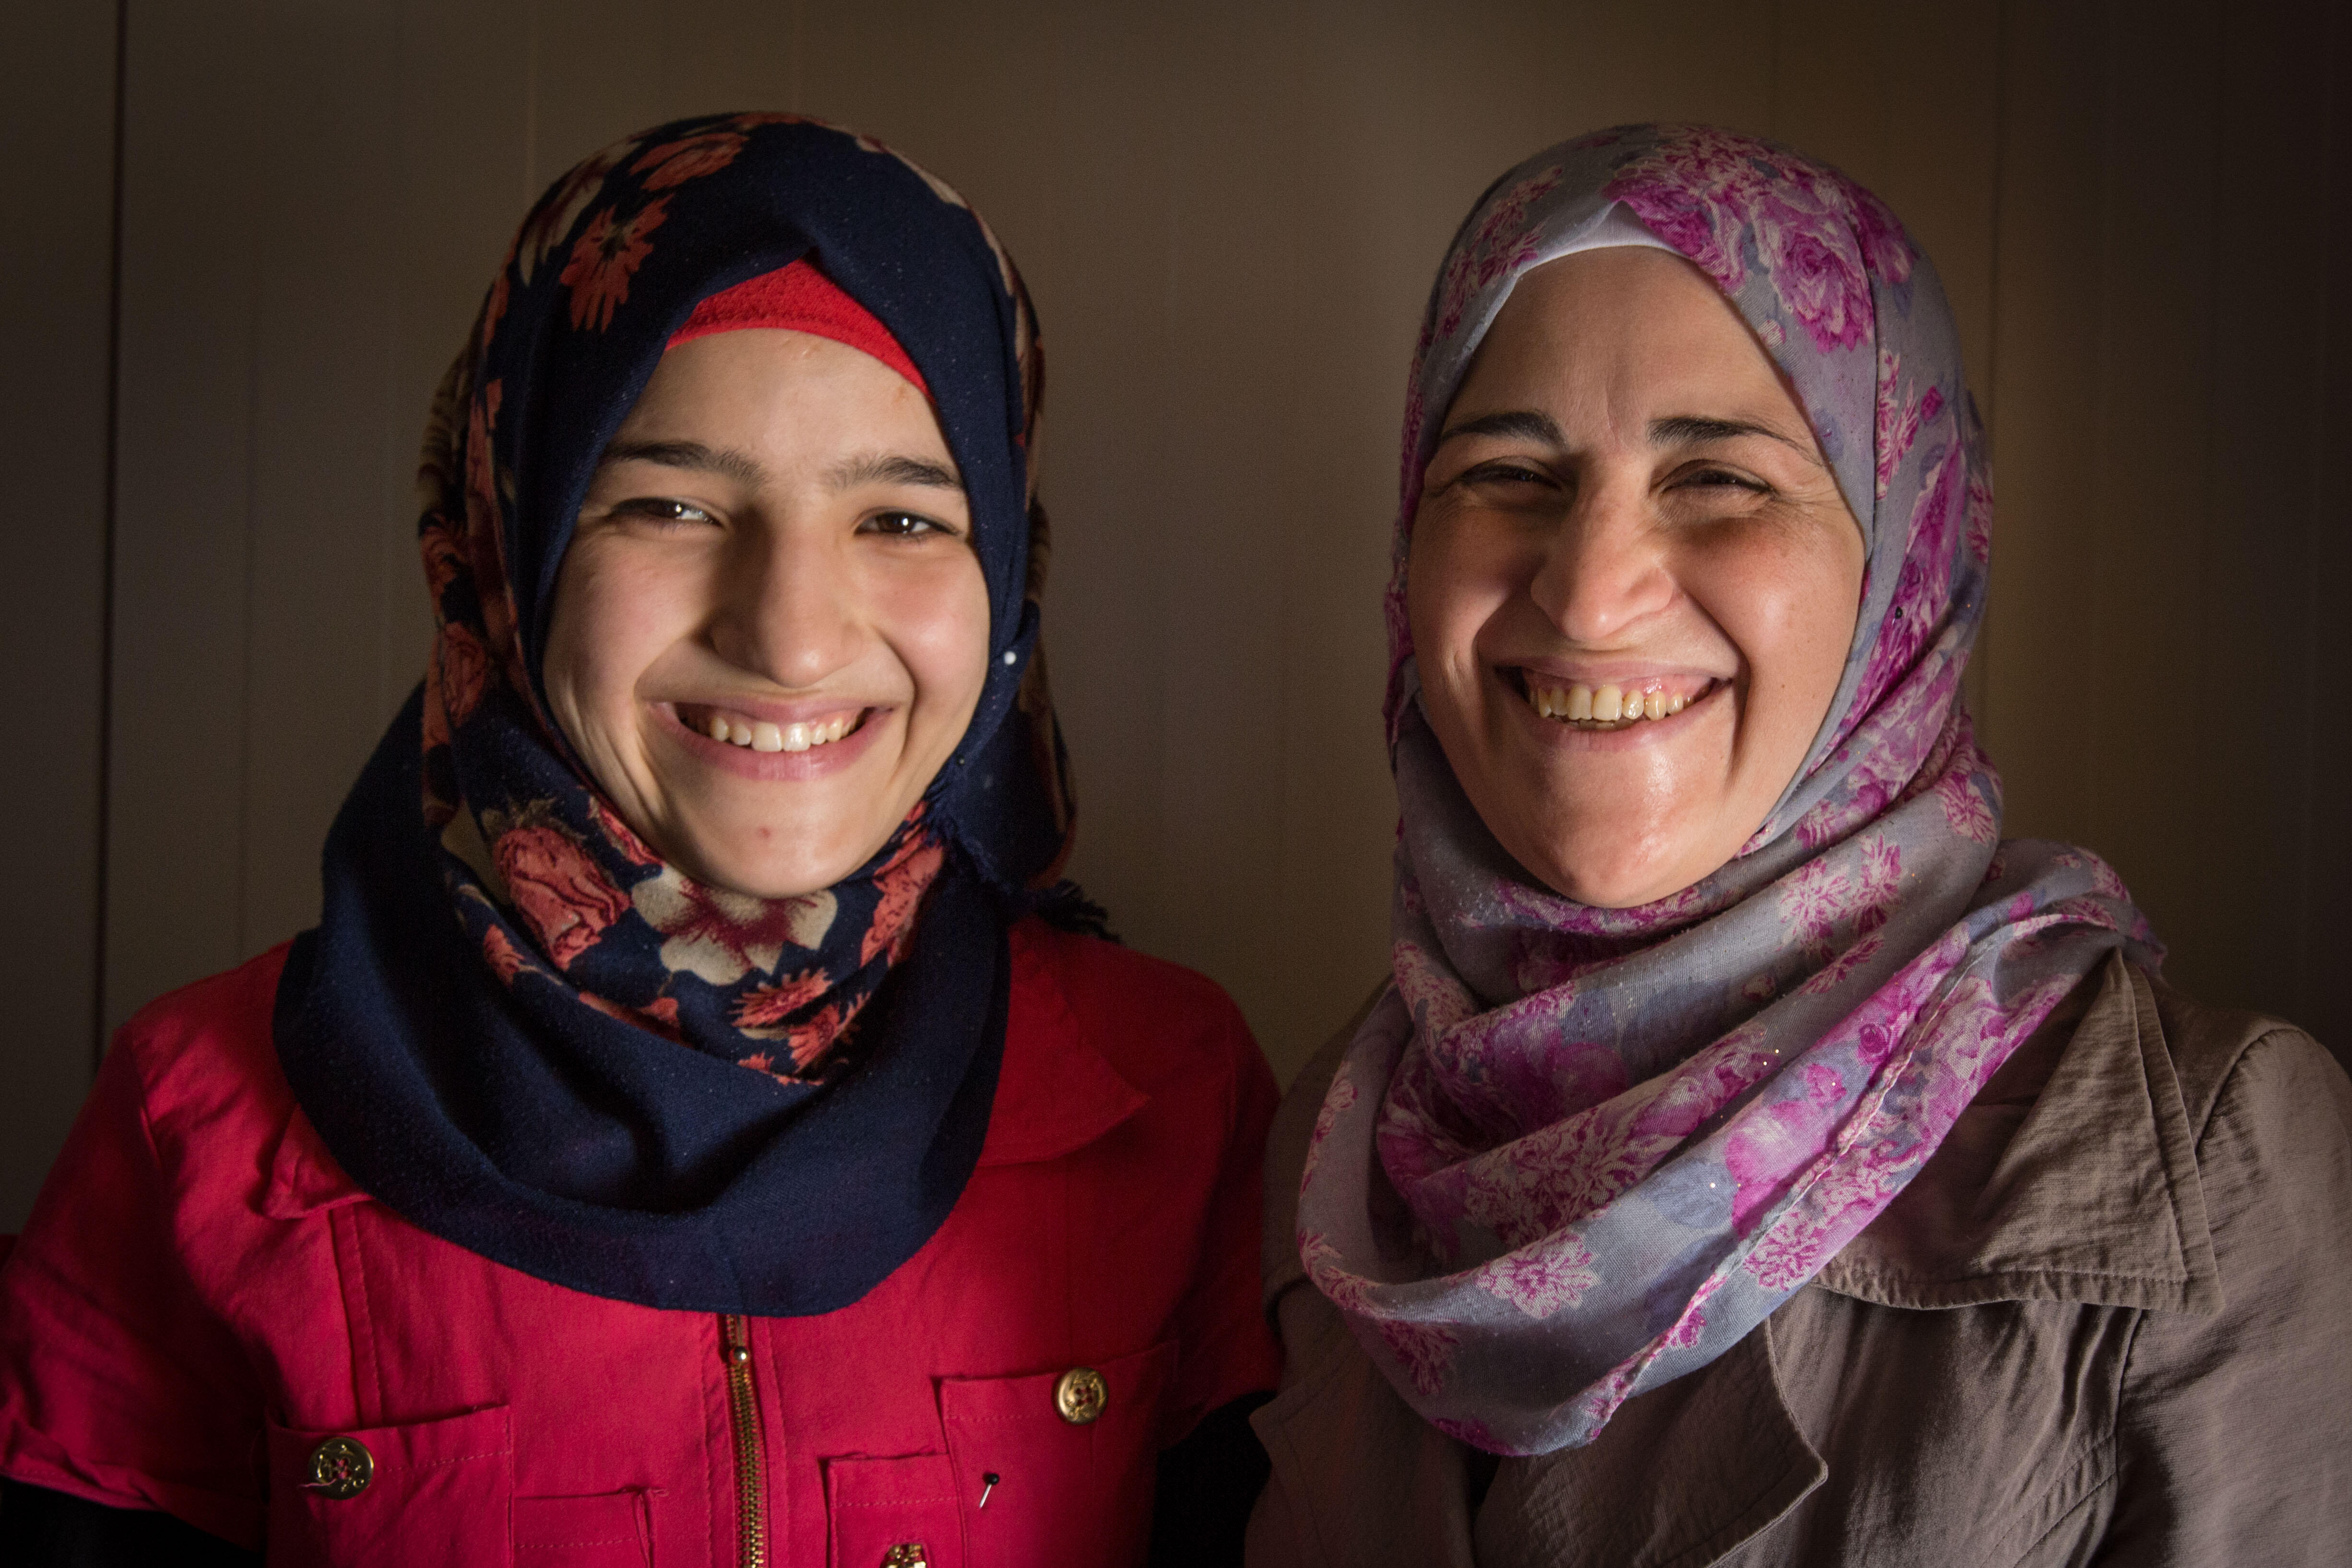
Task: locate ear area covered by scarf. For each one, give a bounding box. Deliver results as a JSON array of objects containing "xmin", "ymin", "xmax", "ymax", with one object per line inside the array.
[{"xmin": 275, "ymin": 114, "xmax": 1080, "ymax": 1316}]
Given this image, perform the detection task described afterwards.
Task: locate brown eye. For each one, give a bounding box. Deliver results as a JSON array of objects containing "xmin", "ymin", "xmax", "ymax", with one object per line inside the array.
[
  {"xmin": 613, "ymin": 497, "xmax": 715, "ymax": 526},
  {"xmin": 859, "ymin": 511, "xmax": 952, "ymax": 538}
]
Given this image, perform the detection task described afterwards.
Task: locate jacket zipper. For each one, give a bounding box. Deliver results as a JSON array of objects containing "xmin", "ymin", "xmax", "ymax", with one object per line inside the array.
[{"xmin": 720, "ymin": 1313, "xmax": 768, "ymax": 1568}]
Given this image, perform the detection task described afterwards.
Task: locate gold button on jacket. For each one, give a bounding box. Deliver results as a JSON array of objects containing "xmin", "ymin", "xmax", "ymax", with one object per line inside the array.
[
  {"xmin": 1054, "ymin": 1366, "xmax": 1108, "ymax": 1425},
  {"xmin": 302, "ymin": 1436, "xmax": 374, "ymax": 1499}
]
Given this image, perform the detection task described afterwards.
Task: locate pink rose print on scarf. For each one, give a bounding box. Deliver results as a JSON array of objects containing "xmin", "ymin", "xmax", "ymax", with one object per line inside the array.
[
  {"xmin": 560, "ymin": 197, "xmax": 670, "ymax": 331},
  {"xmin": 1725, "ymin": 1061, "xmax": 1853, "ymax": 1235},
  {"xmin": 1853, "ymin": 442, "xmax": 1965, "ymax": 715},
  {"xmin": 493, "ymin": 818, "xmax": 632, "ymax": 970},
  {"xmin": 631, "ymin": 864, "xmax": 837, "ymax": 985},
  {"xmin": 1874, "ymin": 351, "xmax": 1946, "ymax": 499},
  {"xmin": 632, "ymin": 130, "xmax": 746, "ymax": 190},
  {"xmin": 1428, "ymin": 169, "xmax": 1563, "ymax": 352},
  {"xmin": 1751, "ymin": 188, "xmax": 1871, "ymax": 353},
  {"xmin": 1776, "ymin": 857, "xmax": 1852, "ymax": 956},
  {"xmin": 1378, "ymin": 1317, "xmax": 1461, "ymax": 1399},
  {"xmin": 1854, "ymin": 834, "xmax": 1903, "ymax": 935},
  {"xmin": 1605, "ymin": 125, "xmax": 1911, "ymax": 356},
  {"xmin": 1936, "ymin": 772, "xmax": 1997, "ymax": 846},
  {"xmin": 1303, "ymin": 1058, "xmax": 1362, "ymax": 1185},
  {"xmin": 1476, "ymin": 1233, "xmax": 1600, "ymax": 1319}
]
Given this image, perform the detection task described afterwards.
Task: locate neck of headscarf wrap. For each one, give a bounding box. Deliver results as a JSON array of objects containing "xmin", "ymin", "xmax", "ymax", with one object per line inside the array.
[
  {"xmin": 273, "ymin": 114, "xmax": 1081, "ymax": 1315},
  {"xmin": 1296, "ymin": 125, "xmax": 2162, "ymax": 1455}
]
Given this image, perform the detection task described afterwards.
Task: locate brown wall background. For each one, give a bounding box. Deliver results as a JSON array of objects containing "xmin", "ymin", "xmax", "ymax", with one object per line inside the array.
[{"xmin": 4, "ymin": 0, "xmax": 2344, "ymax": 1229}]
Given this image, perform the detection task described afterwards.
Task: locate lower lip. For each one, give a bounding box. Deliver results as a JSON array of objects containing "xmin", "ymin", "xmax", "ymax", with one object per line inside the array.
[
  {"xmin": 1508, "ymin": 679, "xmax": 1728, "ymax": 751},
  {"xmin": 654, "ymin": 704, "xmax": 889, "ymax": 780}
]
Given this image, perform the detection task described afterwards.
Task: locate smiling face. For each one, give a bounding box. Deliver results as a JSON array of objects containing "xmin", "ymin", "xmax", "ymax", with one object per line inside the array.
[
  {"xmin": 1407, "ymin": 247, "xmax": 1866, "ymax": 908},
  {"xmin": 544, "ymin": 328, "xmax": 989, "ymax": 901}
]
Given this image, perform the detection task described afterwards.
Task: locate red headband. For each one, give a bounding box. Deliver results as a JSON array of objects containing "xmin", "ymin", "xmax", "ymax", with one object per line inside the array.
[{"xmin": 666, "ymin": 259, "xmax": 929, "ymax": 397}]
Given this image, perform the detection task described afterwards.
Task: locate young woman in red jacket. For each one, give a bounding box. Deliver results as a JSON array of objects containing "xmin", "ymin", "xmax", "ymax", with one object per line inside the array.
[{"xmin": 0, "ymin": 115, "xmax": 1278, "ymax": 1567}]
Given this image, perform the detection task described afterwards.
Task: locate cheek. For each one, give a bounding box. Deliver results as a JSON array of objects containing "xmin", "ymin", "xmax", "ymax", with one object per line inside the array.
[
  {"xmin": 1405, "ymin": 517, "xmax": 1503, "ymax": 688},
  {"xmin": 893, "ymin": 560, "xmax": 994, "ymax": 728},
  {"xmin": 545, "ymin": 550, "xmax": 690, "ymax": 736},
  {"xmin": 1691, "ymin": 530, "xmax": 1862, "ymax": 737}
]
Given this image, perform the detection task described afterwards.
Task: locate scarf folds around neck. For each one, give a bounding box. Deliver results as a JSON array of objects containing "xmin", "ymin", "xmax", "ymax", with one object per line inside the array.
[
  {"xmin": 274, "ymin": 114, "xmax": 1081, "ymax": 1315},
  {"xmin": 1295, "ymin": 125, "xmax": 2163, "ymax": 1455}
]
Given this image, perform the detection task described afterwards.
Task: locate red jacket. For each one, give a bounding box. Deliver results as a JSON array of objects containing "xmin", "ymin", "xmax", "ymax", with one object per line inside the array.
[{"xmin": 0, "ymin": 917, "xmax": 1279, "ymax": 1567}]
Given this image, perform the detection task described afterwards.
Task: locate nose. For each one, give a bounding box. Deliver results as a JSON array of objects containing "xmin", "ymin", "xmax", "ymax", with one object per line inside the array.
[
  {"xmin": 707, "ymin": 514, "xmax": 860, "ymax": 689},
  {"xmin": 1527, "ymin": 478, "xmax": 1676, "ymax": 643}
]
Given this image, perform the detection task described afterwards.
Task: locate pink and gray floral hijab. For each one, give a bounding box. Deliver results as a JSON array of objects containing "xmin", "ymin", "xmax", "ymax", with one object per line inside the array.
[{"xmin": 1297, "ymin": 125, "xmax": 2161, "ymax": 1455}]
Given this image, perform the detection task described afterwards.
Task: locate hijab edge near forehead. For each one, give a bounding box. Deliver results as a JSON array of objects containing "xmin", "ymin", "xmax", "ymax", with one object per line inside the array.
[
  {"xmin": 511, "ymin": 236, "xmax": 1030, "ymax": 693},
  {"xmin": 489, "ymin": 132, "xmax": 1037, "ymax": 721},
  {"xmin": 1402, "ymin": 142, "xmax": 1959, "ymax": 837}
]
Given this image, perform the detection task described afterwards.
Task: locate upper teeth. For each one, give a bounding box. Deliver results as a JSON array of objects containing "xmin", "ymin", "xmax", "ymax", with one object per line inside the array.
[
  {"xmin": 704, "ymin": 710, "xmax": 857, "ymax": 752},
  {"xmin": 1528, "ymin": 681, "xmax": 1695, "ymax": 725}
]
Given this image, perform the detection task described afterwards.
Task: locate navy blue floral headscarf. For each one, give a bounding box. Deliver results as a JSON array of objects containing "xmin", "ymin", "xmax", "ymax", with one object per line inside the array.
[{"xmin": 274, "ymin": 114, "xmax": 1080, "ymax": 1314}]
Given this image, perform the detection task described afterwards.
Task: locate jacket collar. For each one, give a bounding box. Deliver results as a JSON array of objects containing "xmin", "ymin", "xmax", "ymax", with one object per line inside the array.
[
  {"xmin": 1813, "ymin": 950, "xmax": 2222, "ymax": 1316},
  {"xmin": 1479, "ymin": 952, "xmax": 2218, "ymax": 1568}
]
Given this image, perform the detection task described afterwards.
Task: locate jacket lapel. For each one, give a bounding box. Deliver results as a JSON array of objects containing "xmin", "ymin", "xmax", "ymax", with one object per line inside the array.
[{"xmin": 1814, "ymin": 950, "xmax": 2221, "ymax": 1316}]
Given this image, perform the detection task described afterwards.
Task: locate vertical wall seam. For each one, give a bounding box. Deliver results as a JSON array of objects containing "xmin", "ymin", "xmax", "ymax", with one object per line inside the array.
[
  {"xmin": 2290, "ymin": 0, "xmax": 2339, "ymax": 1025},
  {"xmin": 235, "ymin": 190, "xmax": 264, "ymax": 962},
  {"xmin": 93, "ymin": 0, "xmax": 129, "ymax": 1066},
  {"xmin": 1977, "ymin": 0, "xmax": 2010, "ymax": 730}
]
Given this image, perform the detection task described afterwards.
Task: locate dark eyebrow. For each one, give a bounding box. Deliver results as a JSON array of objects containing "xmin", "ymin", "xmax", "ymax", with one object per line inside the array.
[
  {"xmin": 597, "ymin": 439, "xmax": 764, "ymax": 485},
  {"xmin": 824, "ymin": 451, "xmax": 964, "ymax": 492},
  {"xmin": 1648, "ymin": 414, "xmax": 1817, "ymax": 460},
  {"xmin": 1434, "ymin": 409, "xmax": 1564, "ymax": 449}
]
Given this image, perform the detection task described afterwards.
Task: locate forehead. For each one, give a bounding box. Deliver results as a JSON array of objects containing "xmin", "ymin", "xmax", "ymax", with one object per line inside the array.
[
  {"xmin": 1456, "ymin": 249, "xmax": 1792, "ymax": 422},
  {"xmin": 617, "ymin": 329, "xmax": 948, "ymax": 454}
]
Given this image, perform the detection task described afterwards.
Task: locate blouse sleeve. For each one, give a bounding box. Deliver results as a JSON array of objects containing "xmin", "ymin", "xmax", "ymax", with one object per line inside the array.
[
  {"xmin": 2098, "ymin": 1027, "xmax": 2352, "ymax": 1565},
  {"xmin": 0, "ymin": 1033, "xmax": 267, "ymax": 1550}
]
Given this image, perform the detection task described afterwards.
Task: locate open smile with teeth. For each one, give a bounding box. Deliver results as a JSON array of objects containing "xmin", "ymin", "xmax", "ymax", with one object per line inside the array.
[
  {"xmin": 688, "ymin": 705, "xmax": 866, "ymax": 754},
  {"xmin": 1520, "ymin": 675, "xmax": 1720, "ymax": 730}
]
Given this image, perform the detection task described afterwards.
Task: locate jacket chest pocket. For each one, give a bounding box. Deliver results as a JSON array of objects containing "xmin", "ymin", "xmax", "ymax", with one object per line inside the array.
[
  {"xmin": 265, "ymin": 1406, "xmax": 512, "ymax": 1568},
  {"xmin": 264, "ymin": 1406, "xmax": 652, "ymax": 1567},
  {"xmin": 939, "ymin": 1341, "xmax": 1176, "ymax": 1568}
]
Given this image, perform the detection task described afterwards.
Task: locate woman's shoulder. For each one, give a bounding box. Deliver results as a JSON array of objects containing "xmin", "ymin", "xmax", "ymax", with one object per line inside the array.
[
  {"xmin": 1008, "ymin": 916, "xmax": 1267, "ymax": 1097},
  {"xmin": 103, "ymin": 944, "xmax": 299, "ymax": 1149},
  {"xmin": 2143, "ymin": 968, "xmax": 2348, "ymax": 1150}
]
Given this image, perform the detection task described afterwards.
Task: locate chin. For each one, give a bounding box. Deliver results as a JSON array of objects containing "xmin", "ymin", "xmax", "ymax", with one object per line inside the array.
[{"xmin": 1514, "ymin": 820, "xmax": 1690, "ymax": 910}]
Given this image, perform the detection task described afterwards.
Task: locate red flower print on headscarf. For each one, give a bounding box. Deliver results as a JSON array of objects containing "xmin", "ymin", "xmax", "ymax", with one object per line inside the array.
[
  {"xmin": 482, "ymin": 923, "xmax": 534, "ymax": 985},
  {"xmin": 515, "ymin": 139, "xmax": 634, "ymax": 285},
  {"xmin": 437, "ymin": 622, "xmax": 492, "ymax": 728},
  {"xmin": 632, "ymin": 131, "xmax": 745, "ymax": 190},
  {"xmin": 495, "ymin": 821, "xmax": 631, "ymax": 969},
  {"xmin": 582, "ymin": 988, "xmax": 684, "ymax": 1042},
  {"xmin": 560, "ymin": 198, "xmax": 670, "ymax": 331},
  {"xmin": 863, "ymin": 834, "xmax": 946, "ymax": 965},
  {"xmin": 589, "ymin": 796, "xmax": 663, "ymax": 868},
  {"xmin": 732, "ymin": 969, "xmax": 830, "ymax": 1030}
]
